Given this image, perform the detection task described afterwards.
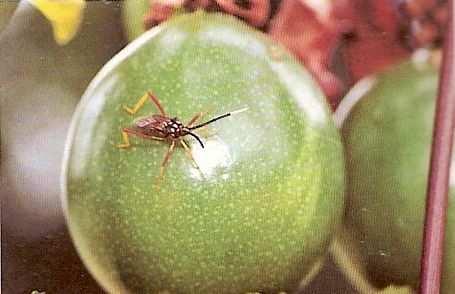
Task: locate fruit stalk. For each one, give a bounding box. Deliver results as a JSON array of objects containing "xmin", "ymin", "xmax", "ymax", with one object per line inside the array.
[{"xmin": 420, "ymin": 1, "xmax": 455, "ymax": 293}]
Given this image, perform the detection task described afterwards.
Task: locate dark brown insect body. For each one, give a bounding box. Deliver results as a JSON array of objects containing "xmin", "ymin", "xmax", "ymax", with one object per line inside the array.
[
  {"xmin": 134, "ymin": 115, "xmax": 187, "ymax": 139},
  {"xmin": 117, "ymin": 91, "xmax": 246, "ymax": 181},
  {"xmin": 132, "ymin": 114, "xmax": 206, "ymax": 148}
]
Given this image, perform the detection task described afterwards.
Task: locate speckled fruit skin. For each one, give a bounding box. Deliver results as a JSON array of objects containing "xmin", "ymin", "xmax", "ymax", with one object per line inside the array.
[
  {"xmin": 342, "ymin": 61, "xmax": 454, "ymax": 293},
  {"xmin": 63, "ymin": 13, "xmax": 344, "ymax": 294}
]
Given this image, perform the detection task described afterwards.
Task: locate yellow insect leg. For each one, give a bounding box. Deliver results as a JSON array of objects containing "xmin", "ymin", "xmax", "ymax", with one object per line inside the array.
[
  {"xmin": 123, "ymin": 92, "xmax": 149, "ymax": 115},
  {"xmin": 180, "ymin": 139, "xmax": 204, "ymax": 173},
  {"xmin": 117, "ymin": 130, "xmax": 131, "ymax": 148},
  {"xmin": 159, "ymin": 140, "xmax": 176, "ymax": 179}
]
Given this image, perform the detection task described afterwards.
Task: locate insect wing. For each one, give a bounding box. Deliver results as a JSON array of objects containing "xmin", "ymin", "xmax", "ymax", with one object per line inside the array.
[{"xmin": 134, "ymin": 115, "xmax": 166, "ymax": 128}]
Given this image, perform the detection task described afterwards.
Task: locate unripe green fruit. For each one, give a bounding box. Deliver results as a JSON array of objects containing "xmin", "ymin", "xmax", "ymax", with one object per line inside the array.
[
  {"xmin": 342, "ymin": 60, "xmax": 454, "ymax": 293},
  {"xmin": 63, "ymin": 13, "xmax": 344, "ymax": 293}
]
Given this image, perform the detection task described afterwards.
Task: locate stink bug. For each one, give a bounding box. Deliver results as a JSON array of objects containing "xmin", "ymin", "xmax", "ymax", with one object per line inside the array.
[{"xmin": 117, "ymin": 91, "xmax": 248, "ymax": 180}]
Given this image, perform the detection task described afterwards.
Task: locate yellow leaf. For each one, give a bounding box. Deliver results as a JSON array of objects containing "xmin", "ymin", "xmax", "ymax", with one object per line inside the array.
[{"xmin": 29, "ymin": 0, "xmax": 86, "ymax": 45}]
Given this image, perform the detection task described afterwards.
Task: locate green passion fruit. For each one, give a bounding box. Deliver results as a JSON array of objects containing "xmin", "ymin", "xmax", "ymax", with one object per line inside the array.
[
  {"xmin": 63, "ymin": 13, "xmax": 344, "ymax": 293},
  {"xmin": 342, "ymin": 60, "xmax": 454, "ymax": 293}
]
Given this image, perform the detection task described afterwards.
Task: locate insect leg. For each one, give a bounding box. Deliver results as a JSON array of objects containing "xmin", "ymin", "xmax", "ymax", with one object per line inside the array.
[
  {"xmin": 179, "ymin": 139, "xmax": 205, "ymax": 177},
  {"xmin": 187, "ymin": 112, "xmax": 205, "ymax": 128},
  {"xmin": 147, "ymin": 91, "xmax": 166, "ymax": 116},
  {"xmin": 159, "ymin": 140, "xmax": 176, "ymax": 179},
  {"xmin": 123, "ymin": 92, "xmax": 150, "ymax": 115},
  {"xmin": 186, "ymin": 111, "xmax": 215, "ymax": 139},
  {"xmin": 117, "ymin": 129, "xmax": 132, "ymax": 148},
  {"xmin": 186, "ymin": 106, "xmax": 215, "ymax": 128}
]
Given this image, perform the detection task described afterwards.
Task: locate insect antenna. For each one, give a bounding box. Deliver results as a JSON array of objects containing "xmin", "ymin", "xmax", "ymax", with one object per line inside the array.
[
  {"xmin": 186, "ymin": 131, "xmax": 205, "ymax": 148},
  {"xmin": 188, "ymin": 107, "xmax": 249, "ymax": 131}
]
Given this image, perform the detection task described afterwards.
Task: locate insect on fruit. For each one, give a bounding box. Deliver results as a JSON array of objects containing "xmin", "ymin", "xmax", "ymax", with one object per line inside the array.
[{"xmin": 117, "ymin": 91, "xmax": 248, "ymax": 180}]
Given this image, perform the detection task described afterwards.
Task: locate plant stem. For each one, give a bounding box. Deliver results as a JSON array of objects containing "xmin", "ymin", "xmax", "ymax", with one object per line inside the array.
[{"xmin": 419, "ymin": 1, "xmax": 455, "ymax": 293}]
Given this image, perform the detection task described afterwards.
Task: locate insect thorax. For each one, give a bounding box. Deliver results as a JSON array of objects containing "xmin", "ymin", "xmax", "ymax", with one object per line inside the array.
[
  {"xmin": 132, "ymin": 115, "xmax": 187, "ymax": 139},
  {"xmin": 164, "ymin": 118, "xmax": 185, "ymax": 138}
]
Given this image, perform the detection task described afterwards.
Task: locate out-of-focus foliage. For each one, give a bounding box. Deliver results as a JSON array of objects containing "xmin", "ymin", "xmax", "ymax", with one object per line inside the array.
[
  {"xmin": 1, "ymin": 1, "xmax": 124, "ymax": 240},
  {"xmin": 0, "ymin": 1, "xmax": 18, "ymax": 32},
  {"xmin": 1, "ymin": 1, "xmax": 124, "ymax": 292},
  {"xmin": 122, "ymin": 0, "xmax": 149, "ymax": 40}
]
